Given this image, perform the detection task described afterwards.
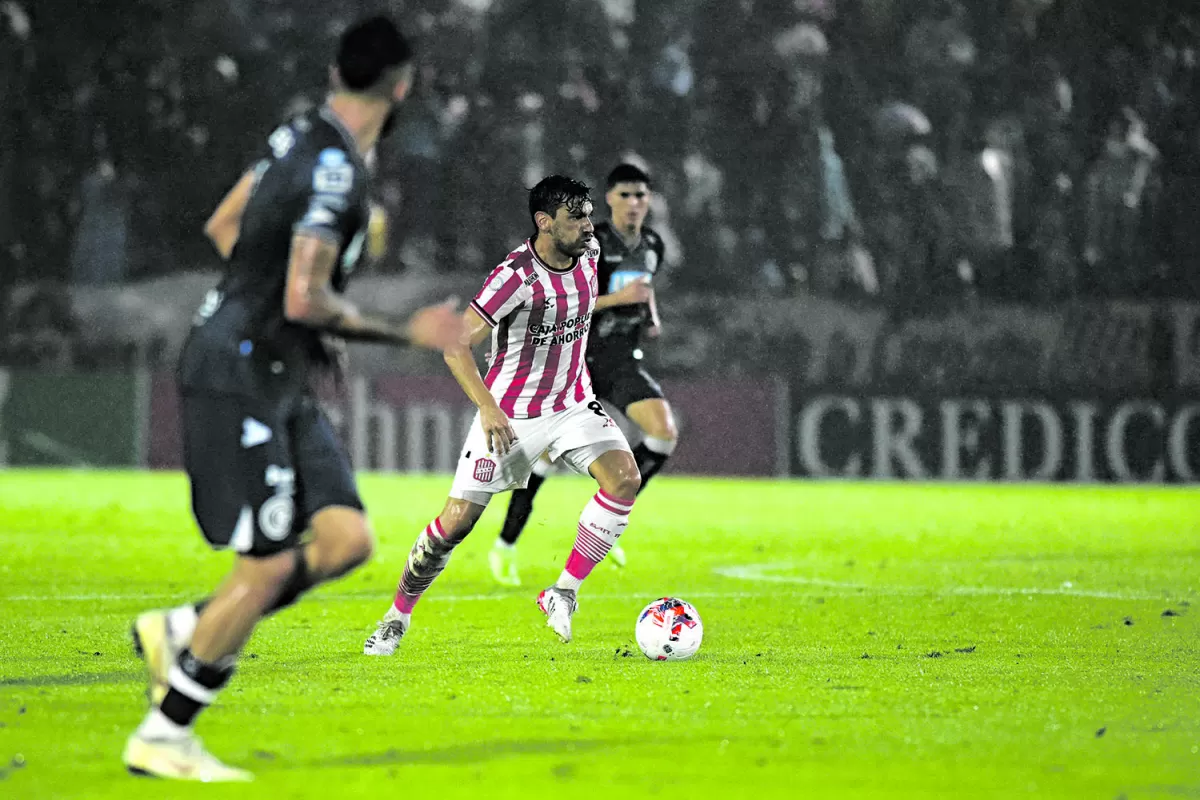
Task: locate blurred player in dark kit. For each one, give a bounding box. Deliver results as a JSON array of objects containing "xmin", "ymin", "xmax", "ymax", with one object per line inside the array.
[{"xmin": 122, "ymin": 16, "xmax": 462, "ymax": 781}]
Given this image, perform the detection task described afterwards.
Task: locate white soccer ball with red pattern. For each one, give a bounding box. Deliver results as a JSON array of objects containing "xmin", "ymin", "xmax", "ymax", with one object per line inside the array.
[{"xmin": 635, "ymin": 597, "xmax": 703, "ymax": 661}]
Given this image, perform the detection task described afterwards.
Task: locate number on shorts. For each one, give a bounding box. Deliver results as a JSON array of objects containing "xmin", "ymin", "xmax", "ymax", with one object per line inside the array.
[{"xmin": 587, "ymin": 401, "xmax": 606, "ymax": 417}]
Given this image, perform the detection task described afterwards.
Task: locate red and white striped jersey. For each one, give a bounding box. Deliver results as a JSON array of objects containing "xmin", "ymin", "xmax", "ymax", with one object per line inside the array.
[{"xmin": 469, "ymin": 239, "xmax": 599, "ymax": 419}]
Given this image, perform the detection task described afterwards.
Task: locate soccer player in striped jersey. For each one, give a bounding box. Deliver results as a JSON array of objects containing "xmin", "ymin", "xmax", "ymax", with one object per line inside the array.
[
  {"xmin": 364, "ymin": 175, "xmax": 641, "ymax": 652},
  {"xmin": 489, "ymin": 163, "xmax": 674, "ymax": 585}
]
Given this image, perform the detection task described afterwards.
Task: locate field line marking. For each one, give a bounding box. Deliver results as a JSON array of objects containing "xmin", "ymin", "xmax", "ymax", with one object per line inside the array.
[
  {"xmin": 714, "ymin": 563, "xmax": 1188, "ymax": 601},
  {"xmin": 8, "ymin": 568, "xmax": 1189, "ymax": 603}
]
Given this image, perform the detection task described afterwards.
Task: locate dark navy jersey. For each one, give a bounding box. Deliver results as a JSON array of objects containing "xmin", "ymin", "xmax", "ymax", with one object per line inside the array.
[
  {"xmin": 178, "ymin": 107, "xmax": 371, "ymax": 395},
  {"xmin": 588, "ymin": 221, "xmax": 665, "ymax": 362}
]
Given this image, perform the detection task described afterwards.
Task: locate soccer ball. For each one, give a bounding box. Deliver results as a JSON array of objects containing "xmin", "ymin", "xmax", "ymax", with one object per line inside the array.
[{"xmin": 635, "ymin": 597, "xmax": 703, "ymax": 661}]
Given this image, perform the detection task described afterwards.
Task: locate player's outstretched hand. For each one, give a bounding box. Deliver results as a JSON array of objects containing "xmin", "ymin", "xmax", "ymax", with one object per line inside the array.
[
  {"xmin": 407, "ymin": 298, "xmax": 464, "ymax": 351},
  {"xmin": 481, "ymin": 403, "xmax": 517, "ymax": 455},
  {"xmin": 611, "ymin": 278, "xmax": 652, "ymax": 306}
]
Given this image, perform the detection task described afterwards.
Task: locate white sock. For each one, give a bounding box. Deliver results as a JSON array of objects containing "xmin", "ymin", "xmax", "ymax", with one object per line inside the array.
[
  {"xmin": 555, "ymin": 490, "xmax": 634, "ymax": 592},
  {"xmin": 137, "ymin": 708, "xmax": 190, "ymax": 741},
  {"xmin": 383, "ymin": 605, "xmax": 412, "ymax": 628},
  {"xmin": 555, "ymin": 570, "xmax": 583, "ymax": 592},
  {"xmin": 642, "ymin": 435, "xmax": 677, "ymax": 455},
  {"xmin": 167, "ymin": 604, "xmax": 198, "ymax": 645},
  {"xmin": 493, "ymin": 539, "xmax": 515, "ymax": 551}
]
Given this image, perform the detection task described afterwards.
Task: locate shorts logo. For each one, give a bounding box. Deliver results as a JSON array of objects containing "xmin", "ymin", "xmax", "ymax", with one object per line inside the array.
[
  {"xmin": 258, "ymin": 495, "xmax": 294, "ymax": 541},
  {"xmin": 473, "ymin": 457, "xmax": 496, "ymax": 482},
  {"xmin": 241, "ymin": 417, "xmax": 273, "ymax": 448},
  {"xmin": 260, "ymin": 465, "xmax": 296, "ymax": 541}
]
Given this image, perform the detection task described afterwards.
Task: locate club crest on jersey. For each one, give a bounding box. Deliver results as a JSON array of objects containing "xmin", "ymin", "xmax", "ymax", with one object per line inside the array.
[
  {"xmin": 313, "ymin": 148, "xmax": 353, "ymax": 194},
  {"xmin": 473, "ymin": 457, "xmax": 497, "ymax": 482}
]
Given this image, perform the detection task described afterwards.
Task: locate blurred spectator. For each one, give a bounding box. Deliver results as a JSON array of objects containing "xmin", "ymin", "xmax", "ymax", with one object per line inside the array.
[
  {"xmin": 1030, "ymin": 196, "xmax": 1079, "ymax": 301},
  {"xmin": 673, "ymin": 145, "xmax": 725, "ymax": 290},
  {"xmin": 871, "ymin": 141, "xmax": 958, "ymax": 304},
  {"xmin": 1082, "ymin": 109, "xmax": 1161, "ymax": 296},
  {"xmin": 942, "ymin": 116, "xmax": 1036, "ymax": 300},
  {"xmin": 68, "ymin": 155, "xmax": 132, "ymax": 286},
  {"xmin": 903, "ymin": 0, "xmax": 975, "ymax": 159},
  {"xmin": 812, "ymin": 126, "xmax": 876, "ymax": 297}
]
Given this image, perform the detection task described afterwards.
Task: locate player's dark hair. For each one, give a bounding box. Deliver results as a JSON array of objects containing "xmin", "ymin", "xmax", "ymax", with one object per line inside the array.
[
  {"xmin": 605, "ymin": 163, "xmax": 652, "ymax": 190},
  {"xmin": 336, "ymin": 15, "xmax": 412, "ymax": 94},
  {"xmin": 528, "ymin": 175, "xmax": 592, "ymax": 233}
]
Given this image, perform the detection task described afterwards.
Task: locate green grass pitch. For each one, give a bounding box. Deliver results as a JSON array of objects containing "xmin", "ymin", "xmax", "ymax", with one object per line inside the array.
[{"xmin": 1, "ymin": 471, "xmax": 1197, "ymax": 799}]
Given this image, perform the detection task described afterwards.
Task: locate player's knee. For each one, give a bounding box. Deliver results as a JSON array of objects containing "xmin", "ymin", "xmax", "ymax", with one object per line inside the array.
[
  {"xmin": 657, "ymin": 405, "xmax": 679, "ymax": 442},
  {"xmin": 340, "ymin": 519, "xmax": 375, "ymax": 569},
  {"xmin": 310, "ymin": 508, "xmax": 375, "ymax": 572},
  {"xmin": 608, "ymin": 460, "xmax": 641, "ymax": 499},
  {"xmin": 635, "ymin": 403, "xmax": 678, "ymax": 442}
]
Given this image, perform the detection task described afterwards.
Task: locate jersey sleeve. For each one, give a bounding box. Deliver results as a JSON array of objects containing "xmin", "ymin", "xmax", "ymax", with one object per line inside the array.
[
  {"xmin": 595, "ymin": 244, "xmax": 616, "ymax": 297},
  {"xmin": 651, "ymin": 234, "xmax": 666, "ymax": 274},
  {"xmin": 292, "ymin": 147, "xmax": 361, "ymax": 247},
  {"xmin": 470, "ymin": 264, "xmax": 527, "ymax": 327}
]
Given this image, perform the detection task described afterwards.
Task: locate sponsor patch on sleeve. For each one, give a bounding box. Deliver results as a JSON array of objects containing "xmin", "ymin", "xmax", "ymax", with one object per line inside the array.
[{"xmin": 313, "ymin": 148, "xmax": 354, "ymax": 194}]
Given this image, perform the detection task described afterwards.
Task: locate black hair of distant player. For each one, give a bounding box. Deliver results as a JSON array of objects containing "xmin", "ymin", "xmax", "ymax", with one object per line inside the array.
[
  {"xmin": 335, "ymin": 15, "xmax": 412, "ymax": 97},
  {"xmin": 528, "ymin": 175, "xmax": 592, "ymax": 235},
  {"xmin": 605, "ymin": 163, "xmax": 652, "ymax": 190}
]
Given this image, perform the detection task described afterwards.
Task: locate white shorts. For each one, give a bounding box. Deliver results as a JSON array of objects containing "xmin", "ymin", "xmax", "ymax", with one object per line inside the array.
[{"xmin": 449, "ymin": 399, "xmax": 632, "ymax": 506}]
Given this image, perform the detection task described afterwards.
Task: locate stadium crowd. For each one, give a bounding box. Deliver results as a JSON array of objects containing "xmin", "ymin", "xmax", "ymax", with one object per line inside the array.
[{"xmin": 2, "ymin": 0, "xmax": 1199, "ymax": 366}]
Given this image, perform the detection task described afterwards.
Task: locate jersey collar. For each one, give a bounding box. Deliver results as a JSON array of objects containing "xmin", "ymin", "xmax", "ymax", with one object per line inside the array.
[
  {"xmin": 601, "ymin": 221, "xmax": 643, "ymax": 254},
  {"xmin": 527, "ymin": 238, "xmax": 580, "ymax": 274}
]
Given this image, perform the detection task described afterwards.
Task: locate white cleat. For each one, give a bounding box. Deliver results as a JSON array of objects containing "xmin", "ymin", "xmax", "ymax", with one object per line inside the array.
[
  {"xmin": 489, "ymin": 544, "xmax": 521, "ymax": 587},
  {"xmin": 124, "ymin": 731, "xmax": 252, "ymax": 782},
  {"xmin": 131, "ymin": 610, "xmax": 184, "ymax": 706},
  {"xmin": 363, "ymin": 610, "xmax": 409, "ymax": 656},
  {"xmin": 537, "ymin": 587, "xmax": 577, "ymax": 643},
  {"xmin": 609, "ymin": 543, "xmax": 627, "ymax": 568}
]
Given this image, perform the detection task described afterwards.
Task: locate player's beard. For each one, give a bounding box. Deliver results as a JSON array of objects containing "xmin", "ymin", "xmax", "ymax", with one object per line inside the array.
[{"xmin": 559, "ymin": 235, "xmax": 587, "ymax": 259}]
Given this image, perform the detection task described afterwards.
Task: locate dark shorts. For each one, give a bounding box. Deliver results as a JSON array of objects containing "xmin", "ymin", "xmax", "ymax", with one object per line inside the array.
[
  {"xmin": 181, "ymin": 390, "xmax": 363, "ymax": 557},
  {"xmin": 586, "ymin": 356, "xmax": 666, "ymax": 413}
]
